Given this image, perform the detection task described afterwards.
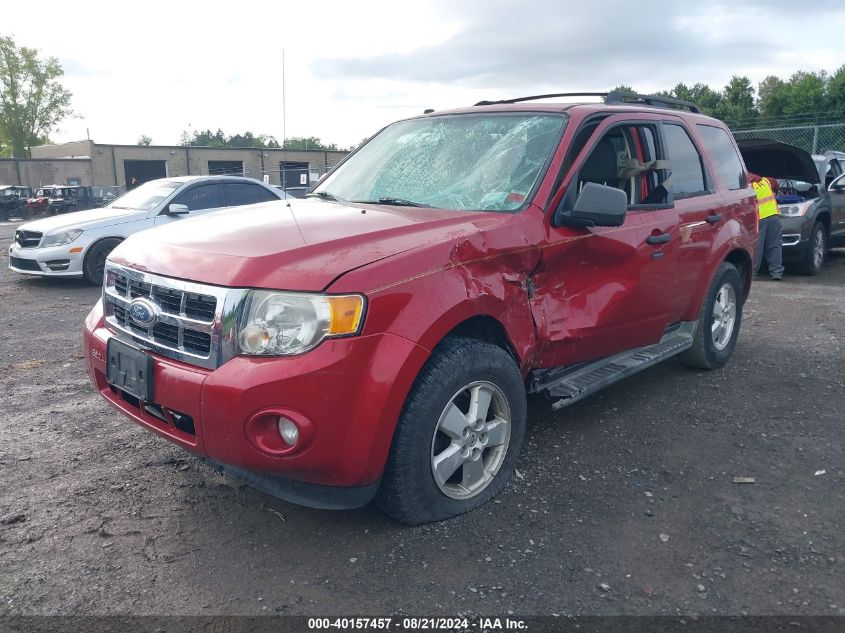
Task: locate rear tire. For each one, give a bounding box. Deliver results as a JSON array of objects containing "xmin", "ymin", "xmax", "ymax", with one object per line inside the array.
[
  {"xmin": 797, "ymin": 221, "xmax": 826, "ymax": 276},
  {"xmin": 83, "ymin": 238, "xmax": 122, "ymax": 286},
  {"xmin": 376, "ymin": 337, "xmax": 527, "ymax": 525},
  {"xmin": 680, "ymin": 262, "xmax": 743, "ymax": 370}
]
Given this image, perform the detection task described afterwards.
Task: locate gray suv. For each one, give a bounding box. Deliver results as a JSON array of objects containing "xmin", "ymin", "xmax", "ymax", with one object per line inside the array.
[{"xmin": 737, "ymin": 141, "xmax": 845, "ymax": 275}]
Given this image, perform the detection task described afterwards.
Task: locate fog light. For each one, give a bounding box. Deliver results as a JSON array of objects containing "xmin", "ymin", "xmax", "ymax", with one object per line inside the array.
[{"xmin": 277, "ymin": 417, "xmax": 299, "ymax": 446}]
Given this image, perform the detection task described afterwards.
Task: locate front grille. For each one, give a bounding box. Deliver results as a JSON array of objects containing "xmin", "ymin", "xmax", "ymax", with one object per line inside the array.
[
  {"xmin": 103, "ymin": 263, "xmax": 230, "ymax": 369},
  {"xmin": 113, "ymin": 271, "xmax": 216, "ymax": 322},
  {"xmin": 10, "ymin": 256, "xmax": 41, "ymax": 272},
  {"xmin": 14, "ymin": 230, "xmax": 42, "ymax": 248}
]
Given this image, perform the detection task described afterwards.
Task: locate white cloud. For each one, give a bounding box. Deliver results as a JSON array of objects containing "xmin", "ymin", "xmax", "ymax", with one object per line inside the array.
[{"xmin": 6, "ymin": 0, "xmax": 845, "ymax": 150}]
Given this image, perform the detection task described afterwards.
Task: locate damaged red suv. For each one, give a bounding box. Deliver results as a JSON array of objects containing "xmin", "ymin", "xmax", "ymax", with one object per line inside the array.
[{"xmin": 84, "ymin": 92, "xmax": 758, "ymax": 524}]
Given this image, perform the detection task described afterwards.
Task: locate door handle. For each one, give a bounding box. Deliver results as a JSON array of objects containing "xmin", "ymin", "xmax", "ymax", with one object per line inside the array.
[
  {"xmin": 646, "ymin": 233, "xmax": 671, "ymax": 245},
  {"xmin": 706, "ymin": 213, "xmax": 722, "ymax": 224}
]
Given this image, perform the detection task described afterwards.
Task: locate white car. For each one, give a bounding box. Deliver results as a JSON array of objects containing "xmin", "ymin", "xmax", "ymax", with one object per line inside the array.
[{"xmin": 9, "ymin": 175, "xmax": 288, "ymax": 285}]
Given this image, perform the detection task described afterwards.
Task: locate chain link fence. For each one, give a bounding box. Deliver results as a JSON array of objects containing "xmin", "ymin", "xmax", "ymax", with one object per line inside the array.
[{"xmin": 731, "ymin": 123, "xmax": 845, "ymax": 155}]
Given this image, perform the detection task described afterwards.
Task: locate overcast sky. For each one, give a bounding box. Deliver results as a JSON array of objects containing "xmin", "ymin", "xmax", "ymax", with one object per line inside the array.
[{"xmin": 9, "ymin": 0, "xmax": 845, "ymax": 149}]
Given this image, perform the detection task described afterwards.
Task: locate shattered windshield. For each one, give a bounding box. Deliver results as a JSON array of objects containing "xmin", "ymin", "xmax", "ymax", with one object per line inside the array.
[{"xmin": 315, "ymin": 113, "xmax": 566, "ymax": 212}]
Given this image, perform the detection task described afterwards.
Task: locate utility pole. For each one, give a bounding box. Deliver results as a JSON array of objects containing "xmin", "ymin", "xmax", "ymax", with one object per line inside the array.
[
  {"xmin": 281, "ymin": 47, "xmax": 287, "ymax": 190},
  {"xmin": 282, "ymin": 48, "xmax": 287, "ymax": 149}
]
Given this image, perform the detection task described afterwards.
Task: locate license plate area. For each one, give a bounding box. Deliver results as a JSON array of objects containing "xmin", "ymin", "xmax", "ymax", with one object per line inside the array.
[{"xmin": 106, "ymin": 338, "xmax": 153, "ymax": 402}]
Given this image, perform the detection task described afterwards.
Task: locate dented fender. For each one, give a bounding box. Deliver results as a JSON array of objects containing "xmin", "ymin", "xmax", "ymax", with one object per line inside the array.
[{"xmin": 329, "ymin": 210, "xmax": 546, "ymax": 374}]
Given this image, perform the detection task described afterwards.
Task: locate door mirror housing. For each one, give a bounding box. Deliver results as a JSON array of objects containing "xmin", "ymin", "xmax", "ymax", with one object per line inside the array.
[
  {"xmin": 166, "ymin": 203, "xmax": 189, "ymax": 215},
  {"xmin": 828, "ymin": 173, "xmax": 845, "ymax": 192},
  {"xmin": 555, "ymin": 182, "xmax": 628, "ymax": 228}
]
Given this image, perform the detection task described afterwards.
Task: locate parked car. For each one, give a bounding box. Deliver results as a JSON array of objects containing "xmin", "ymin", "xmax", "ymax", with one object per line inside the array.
[
  {"xmin": 26, "ymin": 185, "xmax": 96, "ymax": 215},
  {"xmin": 0, "ymin": 185, "xmax": 33, "ymax": 220},
  {"xmin": 9, "ymin": 176, "xmax": 288, "ymax": 285},
  {"xmin": 736, "ymin": 140, "xmax": 845, "ymax": 275},
  {"xmin": 84, "ymin": 91, "xmax": 757, "ymax": 524}
]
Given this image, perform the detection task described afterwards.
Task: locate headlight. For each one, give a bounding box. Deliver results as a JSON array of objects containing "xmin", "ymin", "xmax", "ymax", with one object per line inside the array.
[
  {"xmin": 237, "ymin": 290, "xmax": 365, "ymax": 356},
  {"xmin": 41, "ymin": 229, "xmax": 83, "ymax": 247},
  {"xmin": 778, "ymin": 201, "xmax": 813, "ymax": 217}
]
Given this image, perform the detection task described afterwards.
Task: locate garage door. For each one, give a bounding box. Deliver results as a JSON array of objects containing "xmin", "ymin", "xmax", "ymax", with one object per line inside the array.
[
  {"xmin": 124, "ymin": 160, "xmax": 167, "ymax": 187},
  {"xmin": 280, "ymin": 161, "xmax": 310, "ymax": 191}
]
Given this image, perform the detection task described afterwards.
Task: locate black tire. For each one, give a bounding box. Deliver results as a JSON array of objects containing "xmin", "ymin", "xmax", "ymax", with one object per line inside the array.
[
  {"xmin": 680, "ymin": 262, "xmax": 744, "ymax": 370},
  {"xmin": 83, "ymin": 238, "xmax": 122, "ymax": 285},
  {"xmin": 797, "ymin": 221, "xmax": 827, "ymax": 276},
  {"xmin": 376, "ymin": 336, "xmax": 527, "ymax": 525}
]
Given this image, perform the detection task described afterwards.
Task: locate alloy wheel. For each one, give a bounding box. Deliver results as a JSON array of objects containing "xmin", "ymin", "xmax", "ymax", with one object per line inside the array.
[
  {"xmin": 711, "ymin": 283, "xmax": 737, "ymax": 351},
  {"xmin": 430, "ymin": 381, "xmax": 511, "ymax": 500}
]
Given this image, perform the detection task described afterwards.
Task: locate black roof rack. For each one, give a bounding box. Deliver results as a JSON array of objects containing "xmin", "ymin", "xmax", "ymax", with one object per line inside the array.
[{"xmin": 473, "ymin": 90, "xmax": 701, "ymax": 114}]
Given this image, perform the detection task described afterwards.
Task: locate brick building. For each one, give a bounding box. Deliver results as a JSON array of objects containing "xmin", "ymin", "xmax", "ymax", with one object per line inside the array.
[{"xmin": 0, "ymin": 141, "xmax": 349, "ymax": 194}]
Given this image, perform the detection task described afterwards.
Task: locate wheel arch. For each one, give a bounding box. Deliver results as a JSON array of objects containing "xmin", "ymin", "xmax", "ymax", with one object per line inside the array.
[
  {"xmin": 723, "ymin": 247, "xmax": 752, "ymax": 301},
  {"xmin": 813, "ymin": 210, "xmax": 831, "ymax": 234}
]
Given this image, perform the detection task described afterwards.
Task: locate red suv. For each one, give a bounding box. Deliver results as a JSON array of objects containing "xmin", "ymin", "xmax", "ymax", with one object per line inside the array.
[{"xmin": 84, "ymin": 92, "xmax": 758, "ymax": 524}]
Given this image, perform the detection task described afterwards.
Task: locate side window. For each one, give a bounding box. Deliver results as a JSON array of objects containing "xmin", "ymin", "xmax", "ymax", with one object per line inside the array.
[
  {"xmin": 576, "ymin": 123, "xmax": 669, "ymax": 208},
  {"xmin": 172, "ymin": 184, "xmax": 221, "ymax": 211},
  {"xmin": 663, "ymin": 124, "xmax": 707, "ymax": 198},
  {"xmin": 696, "ymin": 124, "xmax": 746, "ymax": 191},
  {"xmin": 258, "ymin": 186, "xmax": 281, "ymax": 202},
  {"xmin": 224, "ymin": 183, "xmax": 261, "ymax": 206}
]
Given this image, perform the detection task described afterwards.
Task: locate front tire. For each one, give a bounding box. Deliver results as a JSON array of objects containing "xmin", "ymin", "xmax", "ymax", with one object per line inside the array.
[
  {"xmin": 797, "ymin": 221, "xmax": 827, "ymax": 276},
  {"xmin": 376, "ymin": 337, "xmax": 527, "ymax": 525},
  {"xmin": 680, "ymin": 262, "xmax": 743, "ymax": 370},
  {"xmin": 83, "ymin": 238, "xmax": 122, "ymax": 285}
]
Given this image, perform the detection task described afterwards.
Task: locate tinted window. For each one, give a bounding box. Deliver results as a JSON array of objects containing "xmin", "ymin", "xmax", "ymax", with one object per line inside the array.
[
  {"xmin": 173, "ymin": 184, "xmax": 221, "ymax": 211},
  {"xmin": 258, "ymin": 186, "xmax": 280, "ymax": 202},
  {"xmin": 664, "ymin": 124, "xmax": 707, "ymax": 198},
  {"xmin": 225, "ymin": 183, "xmax": 261, "ymax": 206},
  {"xmin": 696, "ymin": 125, "xmax": 745, "ymax": 190}
]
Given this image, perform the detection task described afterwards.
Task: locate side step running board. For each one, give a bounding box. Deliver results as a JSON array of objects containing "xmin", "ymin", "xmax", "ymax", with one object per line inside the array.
[{"xmin": 529, "ymin": 322, "xmax": 696, "ymax": 410}]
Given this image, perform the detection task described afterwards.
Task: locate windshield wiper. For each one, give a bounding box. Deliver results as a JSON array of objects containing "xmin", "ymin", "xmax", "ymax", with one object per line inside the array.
[
  {"xmin": 305, "ymin": 190, "xmax": 346, "ymax": 203},
  {"xmin": 354, "ymin": 197, "xmax": 429, "ymax": 207}
]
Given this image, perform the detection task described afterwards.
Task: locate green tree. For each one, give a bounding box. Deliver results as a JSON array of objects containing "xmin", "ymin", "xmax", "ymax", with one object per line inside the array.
[
  {"xmin": 757, "ymin": 75, "xmax": 789, "ymax": 121},
  {"xmin": 0, "ymin": 35, "xmax": 73, "ymax": 157},
  {"xmin": 283, "ymin": 136, "xmax": 338, "ymax": 151},
  {"xmin": 717, "ymin": 76, "xmax": 756, "ymax": 125},
  {"xmin": 825, "ymin": 65, "xmax": 845, "ymax": 114},
  {"xmin": 137, "ymin": 134, "xmax": 152, "ymax": 146},
  {"xmin": 179, "ymin": 128, "xmax": 284, "ymax": 148},
  {"xmin": 783, "ymin": 71, "xmax": 827, "ymax": 118}
]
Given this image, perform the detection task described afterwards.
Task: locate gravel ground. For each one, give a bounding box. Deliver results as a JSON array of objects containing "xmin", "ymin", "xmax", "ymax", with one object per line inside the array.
[{"xmin": 0, "ymin": 218, "xmax": 843, "ymax": 617}]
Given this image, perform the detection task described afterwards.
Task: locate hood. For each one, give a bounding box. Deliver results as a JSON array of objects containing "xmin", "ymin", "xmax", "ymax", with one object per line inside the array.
[
  {"xmin": 18, "ymin": 206, "xmax": 147, "ymax": 234},
  {"xmin": 110, "ymin": 199, "xmax": 508, "ymax": 291},
  {"xmin": 736, "ymin": 138, "xmax": 820, "ymax": 184}
]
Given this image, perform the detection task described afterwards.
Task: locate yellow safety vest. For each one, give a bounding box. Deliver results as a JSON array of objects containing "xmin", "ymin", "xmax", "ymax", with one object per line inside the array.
[{"xmin": 752, "ymin": 178, "xmax": 779, "ymax": 220}]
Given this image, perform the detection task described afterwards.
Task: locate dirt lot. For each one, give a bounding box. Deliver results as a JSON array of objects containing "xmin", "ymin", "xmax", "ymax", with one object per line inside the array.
[{"xmin": 0, "ymin": 218, "xmax": 843, "ymax": 617}]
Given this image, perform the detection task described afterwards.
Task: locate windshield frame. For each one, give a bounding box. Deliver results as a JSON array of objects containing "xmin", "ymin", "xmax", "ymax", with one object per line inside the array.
[{"xmin": 314, "ymin": 111, "xmax": 569, "ymax": 214}]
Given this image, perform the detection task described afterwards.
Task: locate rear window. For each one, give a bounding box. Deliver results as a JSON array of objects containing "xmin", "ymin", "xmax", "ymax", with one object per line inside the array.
[{"xmin": 696, "ymin": 124, "xmax": 746, "ymax": 190}]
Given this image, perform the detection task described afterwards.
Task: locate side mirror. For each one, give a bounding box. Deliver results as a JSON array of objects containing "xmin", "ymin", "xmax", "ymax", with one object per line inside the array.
[
  {"xmin": 167, "ymin": 203, "xmax": 189, "ymax": 215},
  {"xmin": 555, "ymin": 182, "xmax": 628, "ymax": 228}
]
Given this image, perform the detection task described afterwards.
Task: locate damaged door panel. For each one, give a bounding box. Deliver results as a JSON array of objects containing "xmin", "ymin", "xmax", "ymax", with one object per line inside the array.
[{"xmin": 529, "ymin": 116, "xmax": 681, "ymax": 368}]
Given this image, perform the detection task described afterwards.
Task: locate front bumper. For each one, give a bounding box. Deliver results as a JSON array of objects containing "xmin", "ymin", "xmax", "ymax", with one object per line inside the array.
[
  {"xmin": 83, "ymin": 301, "xmax": 430, "ymax": 508},
  {"xmin": 8, "ymin": 242, "xmax": 85, "ymax": 277},
  {"xmin": 778, "ymin": 215, "xmax": 811, "ymax": 263}
]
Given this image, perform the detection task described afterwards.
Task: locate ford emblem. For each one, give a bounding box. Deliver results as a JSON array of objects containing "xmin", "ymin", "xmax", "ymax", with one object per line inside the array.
[{"xmin": 128, "ymin": 297, "xmax": 159, "ymax": 327}]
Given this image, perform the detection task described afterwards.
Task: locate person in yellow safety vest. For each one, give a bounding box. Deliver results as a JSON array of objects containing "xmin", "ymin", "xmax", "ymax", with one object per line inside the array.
[{"xmin": 751, "ymin": 174, "xmax": 784, "ymax": 280}]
